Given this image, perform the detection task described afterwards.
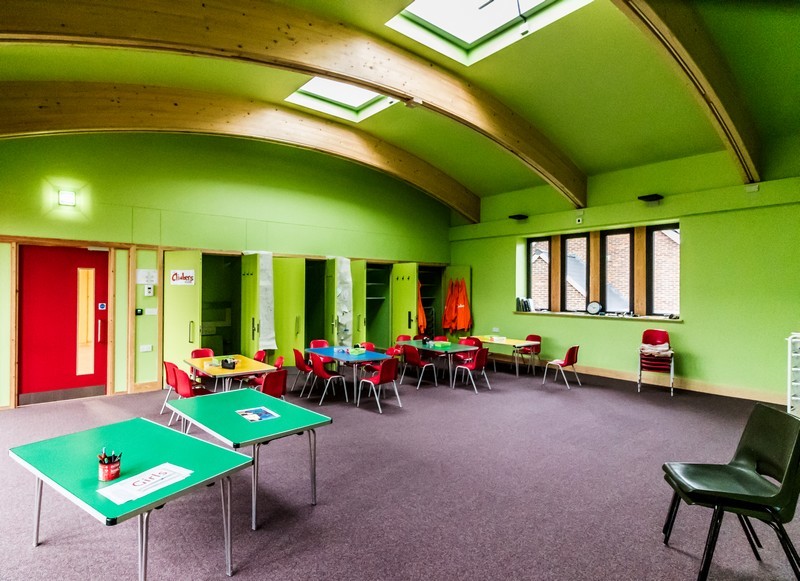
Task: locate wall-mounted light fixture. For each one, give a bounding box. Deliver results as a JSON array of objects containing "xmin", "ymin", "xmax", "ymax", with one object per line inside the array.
[
  {"xmin": 508, "ymin": 213, "xmax": 528, "ymax": 221},
  {"xmin": 637, "ymin": 193, "xmax": 664, "ymax": 204},
  {"xmin": 58, "ymin": 190, "xmax": 77, "ymax": 206}
]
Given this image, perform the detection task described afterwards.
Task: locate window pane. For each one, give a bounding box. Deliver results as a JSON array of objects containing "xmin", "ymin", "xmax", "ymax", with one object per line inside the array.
[
  {"xmin": 528, "ymin": 239, "xmax": 550, "ymax": 310},
  {"xmin": 564, "ymin": 236, "xmax": 587, "ymax": 311},
  {"xmin": 651, "ymin": 228, "xmax": 680, "ymax": 315},
  {"xmin": 603, "ymin": 233, "xmax": 631, "ymax": 312}
]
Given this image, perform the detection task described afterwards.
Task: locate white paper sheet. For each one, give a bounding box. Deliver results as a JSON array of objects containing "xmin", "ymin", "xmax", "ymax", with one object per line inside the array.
[{"xmin": 97, "ymin": 462, "xmax": 194, "ymax": 505}]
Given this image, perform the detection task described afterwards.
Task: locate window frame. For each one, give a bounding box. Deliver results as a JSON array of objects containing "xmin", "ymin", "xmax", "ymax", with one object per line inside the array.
[
  {"xmin": 526, "ymin": 236, "xmax": 551, "ymax": 311},
  {"xmin": 561, "ymin": 232, "xmax": 589, "ymax": 313},
  {"xmin": 646, "ymin": 223, "xmax": 680, "ymax": 316},
  {"xmin": 600, "ymin": 228, "xmax": 633, "ymax": 314}
]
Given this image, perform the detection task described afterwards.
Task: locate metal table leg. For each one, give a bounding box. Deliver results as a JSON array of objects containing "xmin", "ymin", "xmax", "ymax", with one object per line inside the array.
[
  {"xmin": 251, "ymin": 443, "xmax": 261, "ymax": 531},
  {"xmin": 220, "ymin": 477, "xmax": 233, "ymax": 576},
  {"xmin": 308, "ymin": 429, "xmax": 317, "ymax": 505},
  {"xmin": 137, "ymin": 510, "xmax": 152, "ymax": 581},
  {"xmin": 33, "ymin": 477, "xmax": 42, "ymax": 547}
]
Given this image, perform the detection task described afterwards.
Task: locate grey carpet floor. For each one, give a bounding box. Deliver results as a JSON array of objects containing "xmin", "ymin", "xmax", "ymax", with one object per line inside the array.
[{"xmin": 0, "ymin": 368, "xmax": 796, "ymax": 580}]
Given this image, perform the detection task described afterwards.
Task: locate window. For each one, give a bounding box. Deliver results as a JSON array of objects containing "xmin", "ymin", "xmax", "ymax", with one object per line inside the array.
[
  {"xmin": 648, "ymin": 225, "xmax": 680, "ymax": 316},
  {"xmin": 601, "ymin": 230, "xmax": 632, "ymax": 313},
  {"xmin": 387, "ymin": 0, "xmax": 593, "ymax": 66},
  {"xmin": 562, "ymin": 234, "xmax": 588, "ymax": 312},
  {"xmin": 527, "ymin": 238, "xmax": 550, "ymax": 310},
  {"xmin": 285, "ymin": 77, "xmax": 397, "ymax": 123}
]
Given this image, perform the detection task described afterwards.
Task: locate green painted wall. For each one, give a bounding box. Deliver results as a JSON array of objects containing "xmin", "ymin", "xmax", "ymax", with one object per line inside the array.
[
  {"xmin": 134, "ymin": 249, "xmax": 159, "ymax": 384},
  {"xmin": 0, "ymin": 243, "xmax": 11, "ymax": 407},
  {"xmin": 114, "ymin": 249, "xmax": 128, "ymax": 393},
  {"xmin": 452, "ymin": 154, "xmax": 800, "ymax": 403}
]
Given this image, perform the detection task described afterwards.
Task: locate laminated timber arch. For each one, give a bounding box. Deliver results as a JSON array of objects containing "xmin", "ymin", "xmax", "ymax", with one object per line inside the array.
[
  {"xmin": 611, "ymin": 0, "xmax": 760, "ymax": 183},
  {"xmin": 0, "ymin": 0, "xmax": 587, "ymax": 208},
  {"xmin": 0, "ymin": 81, "xmax": 481, "ymax": 221}
]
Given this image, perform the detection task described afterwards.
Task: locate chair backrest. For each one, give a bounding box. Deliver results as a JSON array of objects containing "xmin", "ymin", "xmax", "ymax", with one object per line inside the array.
[
  {"xmin": 466, "ymin": 336, "xmax": 483, "ymax": 348},
  {"xmin": 413, "ymin": 334, "xmax": 428, "ymax": 341},
  {"xmin": 163, "ymin": 361, "xmax": 178, "ymax": 388},
  {"xmin": 396, "ymin": 335, "xmax": 411, "ymax": 342},
  {"xmin": 378, "ymin": 357, "xmax": 399, "ymax": 384},
  {"xmin": 361, "ymin": 342, "xmax": 376, "ymax": 352},
  {"xmin": 525, "ymin": 334, "xmax": 542, "ymax": 354},
  {"xmin": 174, "ymin": 368, "xmax": 196, "ymax": 398},
  {"xmin": 293, "ymin": 349, "xmax": 312, "ymax": 373},
  {"xmin": 563, "ymin": 345, "xmax": 580, "ymax": 366},
  {"xmin": 472, "ymin": 348, "xmax": 489, "ymax": 371},
  {"xmin": 261, "ymin": 369, "xmax": 288, "ymax": 398},
  {"xmin": 402, "ymin": 345, "xmax": 422, "ymax": 366},
  {"xmin": 191, "ymin": 348, "xmax": 214, "ymax": 358},
  {"xmin": 310, "ymin": 339, "xmax": 329, "ymax": 349},
  {"xmin": 273, "ymin": 355, "xmax": 284, "ymax": 369},
  {"xmin": 310, "ymin": 353, "xmax": 334, "ymax": 379},
  {"xmin": 252, "ymin": 349, "xmax": 267, "ymax": 363},
  {"xmin": 434, "ymin": 335, "xmax": 447, "ymax": 341},
  {"xmin": 642, "ymin": 329, "xmax": 669, "ymax": 346},
  {"xmin": 733, "ymin": 403, "xmax": 800, "ymax": 521}
]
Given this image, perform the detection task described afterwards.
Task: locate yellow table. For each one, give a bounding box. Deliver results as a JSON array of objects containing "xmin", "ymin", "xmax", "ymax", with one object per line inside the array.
[
  {"xmin": 185, "ymin": 354, "xmax": 275, "ymax": 391},
  {"xmin": 471, "ymin": 336, "xmax": 541, "ymax": 376}
]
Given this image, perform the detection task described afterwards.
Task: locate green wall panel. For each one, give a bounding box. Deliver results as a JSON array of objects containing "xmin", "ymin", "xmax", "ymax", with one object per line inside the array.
[
  {"xmin": 114, "ymin": 249, "xmax": 129, "ymax": 393},
  {"xmin": 0, "ymin": 244, "xmax": 11, "ymax": 407},
  {"xmin": 134, "ymin": 249, "xmax": 159, "ymax": 384}
]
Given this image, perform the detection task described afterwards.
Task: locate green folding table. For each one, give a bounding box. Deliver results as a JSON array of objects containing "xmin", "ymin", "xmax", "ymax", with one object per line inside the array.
[
  {"xmin": 8, "ymin": 417, "xmax": 252, "ymax": 581},
  {"xmin": 167, "ymin": 389, "xmax": 332, "ymax": 530},
  {"xmin": 398, "ymin": 339, "xmax": 478, "ymax": 388}
]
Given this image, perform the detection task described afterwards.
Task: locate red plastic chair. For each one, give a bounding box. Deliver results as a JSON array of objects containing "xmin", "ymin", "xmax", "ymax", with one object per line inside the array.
[
  {"xmin": 258, "ymin": 368, "xmax": 288, "ymax": 399},
  {"xmin": 358, "ymin": 357, "xmax": 401, "ymax": 413},
  {"xmin": 454, "ymin": 348, "xmax": 492, "ymax": 394},
  {"xmin": 191, "ymin": 347, "xmax": 219, "ymax": 391},
  {"xmin": 274, "ymin": 355, "xmax": 284, "ymax": 369},
  {"xmin": 239, "ymin": 349, "xmax": 269, "ymax": 388},
  {"xmin": 400, "ymin": 345, "xmax": 437, "ymax": 390},
  {"xmin": 310, "ymin": 339, "xmax": 335, "ymax": 366},
  {"xmin": 160, "ymin": 360, "xmax": 179, "ymax": 415},
  {"xmin": 396, "ymin": 335, "xmax": 411, "ymax": 342},
  {"xmin": 171, "ymin": 368, "xmax": 213, "ymax": 430},
  {"xmin": 292, "ymin": 348, "xmax": 314, "ymax": 395},
  {"xmin": 413, "ymin": 334, "xmax": 428, "ymax": 341},
  {"xmin": 454, "ymin": 336, "xmax": 481, "ymax": 365},
  {"xmin": 638, "ymin": 329, "xmax": 674, "ymax": 396},
  {"xmin": 515, "ymin": 334, "xmax": 542, "ymax": 375},
  {"xmin": 542, "ymin": 345, "xmax": 581, "ymax": 389},
  {"xmin": 309, "ymin": 353, "xmax": 346, "ymax": 406}
]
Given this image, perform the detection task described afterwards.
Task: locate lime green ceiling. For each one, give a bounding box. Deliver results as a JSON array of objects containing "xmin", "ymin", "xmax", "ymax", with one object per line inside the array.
[{"xmin": 1, "ymin": 0, "xmax": 798, "ymax": 215}]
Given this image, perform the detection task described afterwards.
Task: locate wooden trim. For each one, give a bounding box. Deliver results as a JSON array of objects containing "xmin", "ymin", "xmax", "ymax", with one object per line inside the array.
[
  {"xmin": 130, "ymin": 381, "xmax": 161, "ymax": 394},
  {"xmin": 9, "ymin": 242, "xmax": 18, "ymax": 409},
  {"xmin": 633, "ymin": 226, "xmax": 647, "ymax": 315},
  {"xmin": 156, "ymin": 248, "xmax": 165, "ymax": 391},
  {"xmin": 550, "ymin": 235, "xmax": 562, "ymax": 312},
  {"xmin": 106, "ymin": 249, "xmax": 115, "ymax": 396},
  {"xmin": 588, "ymin": 231, "xmax": 600, "ymax": 303},
  {"xmin": 610, "ymin": 0, "xmax": 759, "ymax": 183},
  {"xmin": 0, "ymin": 0, "xmax": 586, "ymax": 208},
  {"xmin": 0, "ymin": 81, "xmax": 481, "ymax": 223},
  {"xmin": 127, "ymin": 248, "xmax": 137, "ymax": 394}
]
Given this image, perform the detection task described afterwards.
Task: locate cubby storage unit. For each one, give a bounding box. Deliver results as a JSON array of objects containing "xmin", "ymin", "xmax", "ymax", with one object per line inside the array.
[
  {"xmin": 788, "ymin": 333, "xmax": 800, "ymax": 417},
  {"xmin": 366, "ymin": 264, "xmax": 391, "ymax": 348},
  {"xmin": 418, "ymin": 265, "xmax": 444, "ymax": 337}
]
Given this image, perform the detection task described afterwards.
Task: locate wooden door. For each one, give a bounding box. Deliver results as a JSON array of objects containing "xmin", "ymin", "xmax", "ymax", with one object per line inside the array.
[
  {"xmin": 18, "ymin": 245, "xmax": 109, "ymax": 399},
  {"xmin": 273, "ymin": 257, "xmax": 305, "ymax": 362},
  {"xmin": 163, "ymin": 250, "xmax": 202, "ymax": 367},
  {"xmin": 391, "ymin": 262, "xmax": 418, "ymax": 340}
]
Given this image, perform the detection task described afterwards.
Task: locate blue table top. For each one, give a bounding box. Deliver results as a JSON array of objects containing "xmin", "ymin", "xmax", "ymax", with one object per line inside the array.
[{"xmin": 306, "ymin": 346, "xmax": 391, "ymax": 363}]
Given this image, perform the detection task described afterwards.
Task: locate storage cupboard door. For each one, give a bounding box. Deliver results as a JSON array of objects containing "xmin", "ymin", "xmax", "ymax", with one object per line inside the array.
[
  {"xmin": 351, "ymin": 259, "xmax": 367, "ymax": 345},
  {"xmin": 240, "ymin": 253, "xmax": 260, "ymax": 357},
  {"xmin": 163, "ymin": 250, "xmax": 203, "ymax": 368},
  {"xmin": 273, "ymin": 257, "xmax": 305, "ymax": 362},
  {"xmin": 391, "ymin": 262, "xmax": 418, "ymax": 340},
  {"xmin": 325, "ymin": 258, "xmax": 337, "ymax": 346}
]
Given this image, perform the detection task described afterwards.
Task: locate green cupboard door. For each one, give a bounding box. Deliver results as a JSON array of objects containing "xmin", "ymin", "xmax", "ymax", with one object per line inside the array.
[
  {"xmin": 324, "ymin": 258, "xmax": 337, "ymax": 345},
  {"xmin": 391, "ymin": 262, "xmax": 418, "ymax": 340},
  {"xmin": 273, "ymin": 257, "xmax": 305, "ymax": 363},
  {"xmin": 351, "ymin": 260, "xmax": 367, "ymax": 345},
  {"xmin": 240, "ymin": 253, "xmax": 260, "ymax": 357},
  {"xmin": 163, "ymin": 250, "xmax": 203, "ymax": 368}
]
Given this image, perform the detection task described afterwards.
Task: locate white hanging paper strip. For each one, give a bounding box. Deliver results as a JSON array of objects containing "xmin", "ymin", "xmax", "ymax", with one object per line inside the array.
[
  {"xmin": 256, "ymin": 251, "xmax": 278, "ymax": 350},
  {"xmin": 335, "ymin": 256, "xmax": 353, "ymax": 346}
]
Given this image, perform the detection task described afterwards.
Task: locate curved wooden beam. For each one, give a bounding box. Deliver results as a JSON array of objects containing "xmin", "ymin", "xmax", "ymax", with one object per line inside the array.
[
  {"xmin": 611, "ymin": 0, "xmax": 760, "ymax": 183},
  {"xmin": 0, "ymin": 81, "xmax": 480, "ymax": 222},
  {"xmin": 0, "ymin": 0, "xmax": 586, "ymax": 207}
]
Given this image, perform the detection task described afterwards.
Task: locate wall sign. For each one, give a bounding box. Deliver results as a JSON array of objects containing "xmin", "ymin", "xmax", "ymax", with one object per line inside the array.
[
  {"xmin": 170, "ymin": 270, "xmax": 195, "ymax": 285},
  {"xmin": 136, "ymin": 269, "xmax": 158, "ymax": 285}
]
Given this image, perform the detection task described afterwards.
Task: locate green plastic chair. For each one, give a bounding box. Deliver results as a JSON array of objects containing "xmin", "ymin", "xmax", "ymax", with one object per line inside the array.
[{"xmin": 662, "ymin": 403, "xmax": 800, "ymax": 580}]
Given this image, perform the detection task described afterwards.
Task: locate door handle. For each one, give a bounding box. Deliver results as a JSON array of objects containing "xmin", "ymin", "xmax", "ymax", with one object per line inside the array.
[
  {"xmin": 295, "ymin": 315, "xmax": 300, "ymax": 336},
  {"xmin": 357, "ymin": 314, "xmax": 361, "ymax": 332},
  {"xmin": 251, "ymin": 317, "xmax": 256, "ymax": 341},
  {"xmin": 97, "ymin": 320, "xmax": 102, "ymax": 344},
  {"xmin": 189, "ymin": 321, "xmax": 195, "ymax": 343},
  {"xmin": 407, "ymin": 311, "xmax": 412, "ymax": 329}
]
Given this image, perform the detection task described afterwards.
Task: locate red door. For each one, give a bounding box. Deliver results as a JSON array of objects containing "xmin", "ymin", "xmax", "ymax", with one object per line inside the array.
[{"xmin": 18, "ymin": 245, "xmax": 109, "ymax": 398}]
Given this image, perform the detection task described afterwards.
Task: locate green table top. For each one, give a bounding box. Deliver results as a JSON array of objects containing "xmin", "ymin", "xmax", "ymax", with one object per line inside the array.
[
  {"xmin": 167, "ymin": 390, "xmax": 332, "ymax": 448},
  {"xmin": 398, "ymin": 340, "xmax": 478, "ymax": 354},
  {"xmin": 8, "ymin": 417, "xmax": 251, "ymax": 526}
]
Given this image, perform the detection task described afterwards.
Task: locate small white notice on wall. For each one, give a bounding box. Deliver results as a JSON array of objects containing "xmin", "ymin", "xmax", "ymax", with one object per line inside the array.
[
  {"xmin": 136, "ymin": 269, "xmax": 158, "ymax": 285},
  {"xmin": 169, "ymin": 270, "xmax": 195, "ymax": 285}
]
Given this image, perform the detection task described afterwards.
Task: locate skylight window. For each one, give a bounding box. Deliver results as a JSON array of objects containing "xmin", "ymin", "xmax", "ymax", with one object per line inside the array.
[
  {"xmin": 387, "ymin": 0, "xmax": 593, "ymax": 66},
  {"xmin": 285, "ymin": 77, "xmax": 397, "ymax": 123}
]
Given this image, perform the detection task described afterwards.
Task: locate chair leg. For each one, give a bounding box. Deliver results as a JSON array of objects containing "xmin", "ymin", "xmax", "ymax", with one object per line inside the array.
[
  {"xmin": 340, "ymin": 377, "xmax": 348, "ymax": 403},
  {"xmin": 765, "ymin": 513, "xmax": 800, "ymax": 578},
  {"xmin": 698, "ymin": 506, "xmax": 725, "ymax": 581},
  {"xmin": 559, "ymin": 366, "xmax": 571, "ymax": 389},
  {"xmin": 373, "ymin": 383, "xmax": 382, "ymax": 414},
  {"xmin": 637, "ymin": 361, "xmax": 642, "ymax": 393},
  {"xmin": 736, "ymin": 514, "xmax": 761, "ymax": 561},
  {"xmin": 392, "ymin": 380, "xmax": 402, "ymax": 407},
  {"xmin": 467, "ymin": 370, "xmax": 478, "ymax": 394},
  {"xmin": 663, "ymin": 491, "xmax": 681, "ymax": 544},
  {"xmin": 159, "ymin": 387, "xmax": 174, "ymax": 414},
  {"xmin": 571, "ymin": 365, "xmax": 581, "ymax": 386},
  {"xmin": 482, "ymin": 369, "xmax": 492, "ymax": 390},
  {"xmin": 400, "ymin": 362, "xmax": 408, "ymax": 384},
  {"xmin": 542, "ymin": 363, "xmax": 549, "ymax": 384},
  {"xmin": 670, "ymin": 358, "xmax": 675, "ymax": 397}
]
